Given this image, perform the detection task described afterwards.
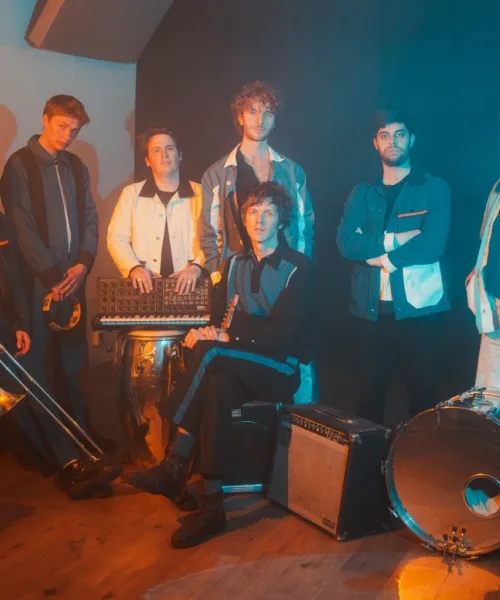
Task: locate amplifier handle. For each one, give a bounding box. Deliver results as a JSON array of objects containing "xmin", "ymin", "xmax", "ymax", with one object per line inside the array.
[{"xmin": 311, "ymin": 406, "xmax": 354, "ymax": 424}]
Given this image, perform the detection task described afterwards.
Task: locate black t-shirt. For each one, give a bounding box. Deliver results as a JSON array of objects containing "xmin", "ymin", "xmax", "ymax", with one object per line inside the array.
[
  {"xmin": 156, "ymin": 187, "xmax": 177, "ymax": 276},
  {"xmin": 156, "ymin": 189, "xmax": 176, "ymax": 205},
  {"xmin": 234, "ymin": 149, "xmax": 258, "ymax": 250},
  {"xmin": 382, "ymin": 175, "xmax": 408, "ymax": 228},
  {"xmin": 379, "ymin": 175, "xmax": 409, "ymax": 312}
]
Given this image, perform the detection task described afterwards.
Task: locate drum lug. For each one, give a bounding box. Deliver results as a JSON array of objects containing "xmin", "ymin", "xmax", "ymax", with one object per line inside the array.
[
  {"xmin": 380, "ymin": 460, "xmax": 387, "ymax": 475},
  {"xmin": 421, "ymin": 542, "xmax": 436, "ymax": 553},
  {"xmin": 388, "ymin": 506, "xmax": 399, "ymax": 520}
]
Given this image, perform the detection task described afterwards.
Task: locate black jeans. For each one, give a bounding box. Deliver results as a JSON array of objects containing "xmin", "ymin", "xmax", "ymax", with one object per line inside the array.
[
  {"xmin": 354, "ymin": 311, "xmax": 446, "ymax": 425},
  {"xmin": 163, "ymin": 340, "xmax": 300, "ymax": 478},
  {"xmin": 19, "ymin": 280, "xmax": 88, "ymax": 428}
]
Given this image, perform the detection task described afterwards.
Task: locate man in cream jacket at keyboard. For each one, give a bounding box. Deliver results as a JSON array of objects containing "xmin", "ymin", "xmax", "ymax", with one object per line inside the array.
[
  {"xmin": 337, "ymin": 109, "xmax": 452, "ymax": 425},
  {"xmin": 107, "ymin": 125, "xmax": 204, "ymax": 294}
]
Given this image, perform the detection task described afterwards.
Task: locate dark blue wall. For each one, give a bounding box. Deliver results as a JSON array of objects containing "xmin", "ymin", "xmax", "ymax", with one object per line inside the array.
[{"xmin": 136, "ymin": 0, "xmax": 500, "ymax": 412}]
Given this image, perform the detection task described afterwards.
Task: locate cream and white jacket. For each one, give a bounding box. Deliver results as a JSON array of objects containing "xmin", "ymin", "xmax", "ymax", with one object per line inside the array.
[
  {"xmin": 107, "ymin": 178, "xmax": 204, "ymax": 278},
  {"xmin": 467, "ymin": 179, "xmax": 500, "ymax": 334}
]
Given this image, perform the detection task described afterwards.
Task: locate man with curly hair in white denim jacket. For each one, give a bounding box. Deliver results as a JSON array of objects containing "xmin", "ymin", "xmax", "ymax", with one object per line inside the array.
[{"xmin": 200, "ymin": 81, "xmax": 315, "ymax": 285}]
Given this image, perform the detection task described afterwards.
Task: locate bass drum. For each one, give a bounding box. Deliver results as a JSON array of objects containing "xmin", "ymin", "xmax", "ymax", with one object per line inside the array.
[{"xmin": 385, "ymin": 388, "xmax": 500, "ymax": 557}]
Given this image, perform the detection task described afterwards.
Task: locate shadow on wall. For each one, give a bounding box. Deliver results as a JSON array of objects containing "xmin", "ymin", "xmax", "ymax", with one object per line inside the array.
[
  {"xmin": 0, "ymin": 105, "xmax": 18, "ymax": 212},
  {"xmin": 71, "ymin": 109, "xmax": 136, "ymax": 366}
]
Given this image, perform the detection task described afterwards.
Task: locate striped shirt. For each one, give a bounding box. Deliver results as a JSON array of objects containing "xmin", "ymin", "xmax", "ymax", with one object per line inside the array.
[{"xmin": 212, "ymin": 241, "xmax": 316, "ymax": 364}]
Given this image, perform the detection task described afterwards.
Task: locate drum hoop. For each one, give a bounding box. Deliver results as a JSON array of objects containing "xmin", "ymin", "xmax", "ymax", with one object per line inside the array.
[
  {"xmin": 451, "ymin": 387, "xmax": 500, "ymax": 400},
  {"xmin": 385, "ymin": 409, "xmax": 441, "ymax": 551},
  {"xmin": 440, "ymin": 388, "xmax": 500, "ymax": 424},
  {"xmin": 385, "ymin": 405, "xmax": 500, "ymax": 557}
]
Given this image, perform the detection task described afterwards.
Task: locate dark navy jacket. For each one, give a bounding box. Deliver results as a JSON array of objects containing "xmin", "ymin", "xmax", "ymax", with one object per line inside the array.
[{"xmin": 1, "ymin": 136, "xmax": 98, "ymax": 290}]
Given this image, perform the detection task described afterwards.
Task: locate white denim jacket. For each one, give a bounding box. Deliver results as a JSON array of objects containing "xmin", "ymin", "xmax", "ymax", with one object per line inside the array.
[{"xmin": 107, "ymin": 178, "xmax": 204, "ymax": 278}]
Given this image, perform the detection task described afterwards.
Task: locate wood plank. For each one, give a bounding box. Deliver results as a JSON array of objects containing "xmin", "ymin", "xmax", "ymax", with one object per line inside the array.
[
  {"xmin": 379, "ymin": 553, "xmax": 500, "ymax": 600},
  {"xmin": 0, "ymin": 452, "xmax": 39, "ymax": 494},
  {"xmin": 377, "ymin": 551, "xmax": 450, "ymax": 600},
  {"xmin": 435, "ymin": 557, "xmax": 500, "ymax": 600},
  {"xmin": 315, "ymin": 529, "xmax": 417, "ymax": 599},
  {"xmin": 0, "ymin": 451, "xmax": 499, "ymax": 600},
  {"xmin": 198, "ymin": 517, "xmax": 352, "ymax": 600}
]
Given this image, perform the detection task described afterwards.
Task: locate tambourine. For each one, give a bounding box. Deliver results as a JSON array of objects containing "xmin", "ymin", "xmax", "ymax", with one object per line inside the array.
[{"xmin": 42, "ymin": 293, "xmax": 81, "ymax": 332}]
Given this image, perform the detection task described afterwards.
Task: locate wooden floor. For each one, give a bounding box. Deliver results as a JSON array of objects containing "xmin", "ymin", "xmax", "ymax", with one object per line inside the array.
[
  {"xmin": 0, "ymin": 451, "xmax": 498, "ymax": 600},
  {"xmin": 0, "ymin": 360, "xmax": 498, "ymax": 600}
]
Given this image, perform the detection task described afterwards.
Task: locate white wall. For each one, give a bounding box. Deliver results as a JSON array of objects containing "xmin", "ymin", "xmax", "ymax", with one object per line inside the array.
[{"xmin": 0, "ymin": 0, "xmax": 136, "ymax": 365}]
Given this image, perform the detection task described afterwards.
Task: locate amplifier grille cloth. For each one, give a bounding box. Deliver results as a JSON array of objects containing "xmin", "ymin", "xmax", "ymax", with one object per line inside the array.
[{"xmin": 272, "ymin": 425, "xmax": 349, "ymax": 531}]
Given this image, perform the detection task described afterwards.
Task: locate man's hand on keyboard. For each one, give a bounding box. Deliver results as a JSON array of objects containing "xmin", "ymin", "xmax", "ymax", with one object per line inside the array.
[
  {"xmin": 130, "ymin": 266, "xmax": 153, "ymax": 294},
  {"xmin": 170, "ymin": 264, "xmax": 202, "ymax": 295}
]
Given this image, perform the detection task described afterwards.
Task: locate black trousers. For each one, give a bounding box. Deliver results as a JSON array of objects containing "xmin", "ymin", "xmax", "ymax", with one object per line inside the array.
[
  {"xmin": 23, "ymin": 282, "xmax": 88, "ymax": 422},
  {"xmin": 15, "ymin": 279, "xmax": 87, "ymax": 467},
  {"xmin": 0, "ymin": 327, "xmax": 76, "ymax": 468},
  {"xmin": 163, "ymin": 340, "xmax": 300, "ymax": 478},
  {"xmin": 354, "ymin": 311, "xmax": 446, "ymax": 425}
]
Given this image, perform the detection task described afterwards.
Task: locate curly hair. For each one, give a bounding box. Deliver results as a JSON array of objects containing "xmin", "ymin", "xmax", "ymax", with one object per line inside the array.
[
  {"xmin": 230, "ymin": 81, "xmax": 282, "ymax": 134},
  {"xmin": 43, "ymin": 94, "xmax": 90, "ymax": 127},
  {"xmin": 241, "ymin": 181, "xmax": 293, "ymax": 229},
  {"xmin": 137, "ymin": 125, "xmax": 181, "ymax": 157}
]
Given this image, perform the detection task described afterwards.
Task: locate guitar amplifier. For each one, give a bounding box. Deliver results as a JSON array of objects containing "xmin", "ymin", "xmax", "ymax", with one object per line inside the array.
[
  {"xmin": 222, "ymin": 401, "xmax": 280, "ymax": 493},
  {"xmin": 268, "ymin": 404, "xmax": 391, "ymax": 540},
  {"xmin": 190, "ymin": 401, "xmax": 281, "ymax": 494}
]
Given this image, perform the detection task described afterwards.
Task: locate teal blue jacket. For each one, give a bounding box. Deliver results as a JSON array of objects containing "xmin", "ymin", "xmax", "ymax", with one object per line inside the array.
[{"xmin": 337, "ymin": 170, "xmax": 451, "ymax": 321}]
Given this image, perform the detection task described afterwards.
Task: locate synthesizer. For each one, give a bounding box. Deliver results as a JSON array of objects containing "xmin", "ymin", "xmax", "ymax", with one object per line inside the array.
[{"xmin": 92, "ymin": 276, "xmax": 211, "ymax": 330}]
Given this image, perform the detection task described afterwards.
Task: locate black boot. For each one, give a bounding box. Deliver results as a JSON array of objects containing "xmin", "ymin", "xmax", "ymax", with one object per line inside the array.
[
  {"xmin": 175, "ymin": 488, "xmax": 199, "ymax": 512},
  {"xmin": 171, "ymin": 492, "xmax": 226, "ymax": 549},
  {"xmin": 124, "ymin": 450, "xmax": 191, "ymax": 500},
  {"xmin": 60, "ymin": 459, "xmax": 122, "ymax": 500}
]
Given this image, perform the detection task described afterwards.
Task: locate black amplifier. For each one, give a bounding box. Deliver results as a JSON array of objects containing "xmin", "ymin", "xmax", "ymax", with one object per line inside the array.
[
  {"xmin": 268, "ymin": 404, "xmax": 391, "ymax": 540},
  {"xmin": 223, "ymin": 401, "xmax": 280, "ymax": 492}
]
